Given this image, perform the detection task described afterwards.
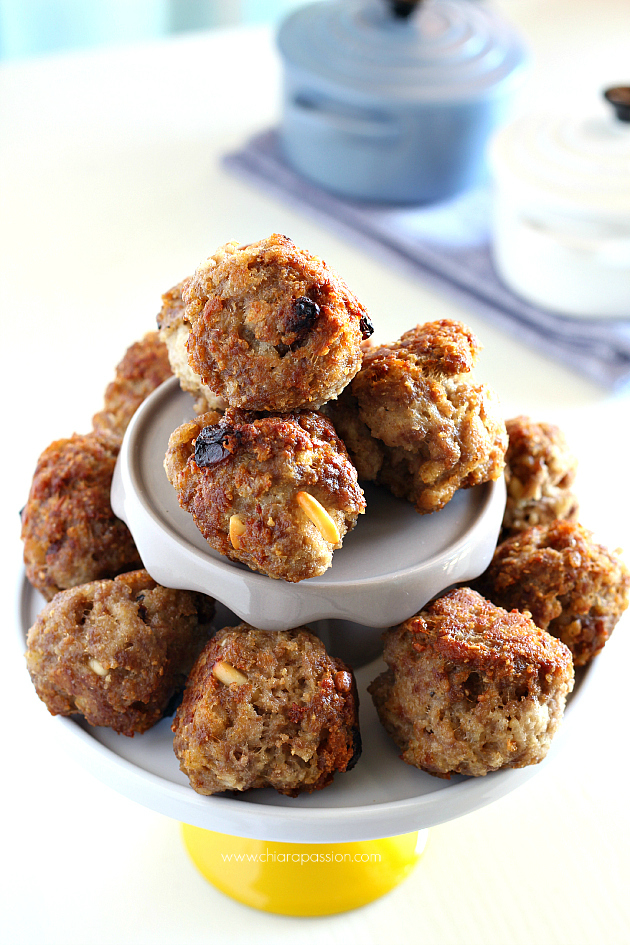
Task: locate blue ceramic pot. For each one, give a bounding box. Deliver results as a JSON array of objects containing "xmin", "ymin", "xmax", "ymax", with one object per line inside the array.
[{"xmin": 277, "ymin": 0, "xmax": 528, "ymax": 203}]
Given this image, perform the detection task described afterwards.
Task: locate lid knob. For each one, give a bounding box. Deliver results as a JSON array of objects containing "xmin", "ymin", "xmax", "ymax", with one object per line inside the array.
[
  {"xmin": 604, "ymin": 86, "xmax": 630, "ymax": 123},
  {"xmin": 387, "ymin": 0, "xmax": 423, "ymax": 19}
]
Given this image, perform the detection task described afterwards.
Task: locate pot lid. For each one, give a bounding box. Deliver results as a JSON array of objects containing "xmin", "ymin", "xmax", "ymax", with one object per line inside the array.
[
  {"xmin": 490, "ymin": 96, "xmax": 630, "ymax": 218},
  {"xmin": 277, "ymin": 0, "xmax": 527, "ymax": 104}
]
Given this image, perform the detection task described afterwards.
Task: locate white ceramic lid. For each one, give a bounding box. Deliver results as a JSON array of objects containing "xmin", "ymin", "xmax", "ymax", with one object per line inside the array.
[
  {"xmin": 277, "ymin": 0, "xmax": 527, "ymax": 104},
  {"xmin": 490, "ymin": 101, "xmax": 630, "ymax": 219}
]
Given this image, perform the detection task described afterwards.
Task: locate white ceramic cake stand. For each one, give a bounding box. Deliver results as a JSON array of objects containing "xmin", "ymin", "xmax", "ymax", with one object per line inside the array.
[{"xmin": 19, "ymin": 379, "xmax": 594, "ymax": 915}]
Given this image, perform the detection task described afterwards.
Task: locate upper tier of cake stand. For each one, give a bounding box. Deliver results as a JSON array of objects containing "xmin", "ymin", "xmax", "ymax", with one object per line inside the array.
[{"xmin": 110, "ymin": 376, "xmax": 507, "ymax": 637}]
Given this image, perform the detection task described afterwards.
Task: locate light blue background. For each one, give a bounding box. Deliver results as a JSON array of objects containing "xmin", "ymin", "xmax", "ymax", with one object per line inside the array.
[{"xmin": 0, "ymin": 0, "xmax": 305, "ymax": 60}]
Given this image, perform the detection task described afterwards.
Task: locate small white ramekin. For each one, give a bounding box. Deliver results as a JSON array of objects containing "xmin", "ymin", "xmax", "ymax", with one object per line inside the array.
[{"xmin": 489, "ymin": 100, "xmax": 630, "ymax": 318}]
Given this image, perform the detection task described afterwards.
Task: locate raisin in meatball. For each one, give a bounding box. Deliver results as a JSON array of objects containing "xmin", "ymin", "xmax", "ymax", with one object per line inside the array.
[
  {"xmin": 502, "ymin": 416, "xmax": 579, "ymax": 538},
  {"xmin": 369, "ymin": 587, "xmax": 574, "ymax": 779},
  {"xmin": 92, "ymin": 331, "xmax": 173, "ymax": 439},
  {"xmin": 21, "ymin": 430, "xmax": 142, "ymax": 600},
  {"xmin": 476, "ymin": 520, "xmax": 630, "ymax": 666},
  {"xmin": 172, "ymin": 624, "xmax": 361, "ymax": 796},
  {"xmin": 156, "ymin": 280, "xmax": 227, "ymax": 414},
  {"xmin": 325, "ymin": 320, "xmax": 507, "ymax": 514},
  {"xmin": 164, "ymin": 408, "xmax": 366, "ymax": 582},
  {"xmin": 25, "ymin": 570, "xmax": 213, "ymax": 736},
  {"xmin": 182, "ymin": 234, "xmax": 373, "ymax": 411}
]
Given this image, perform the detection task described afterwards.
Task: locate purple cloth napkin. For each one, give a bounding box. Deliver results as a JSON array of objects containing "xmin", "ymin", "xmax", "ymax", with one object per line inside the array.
[{"xmin": 223, "ymin": 128, "xmax": 630, "ymax": 392}]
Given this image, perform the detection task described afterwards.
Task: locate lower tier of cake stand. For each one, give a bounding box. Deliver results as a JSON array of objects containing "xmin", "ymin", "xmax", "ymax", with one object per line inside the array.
[
  {"xmin": 17, "ymin": 576, "xmax": 594, "ymax": 919},
  {"xmin": 181, "ymin": 825, "xmax": 429, "ymax": 915}
]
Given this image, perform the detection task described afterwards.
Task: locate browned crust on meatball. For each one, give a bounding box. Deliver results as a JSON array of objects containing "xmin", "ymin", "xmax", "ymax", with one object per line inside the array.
[
  {"xmin": 322, "ymin": 391, "xmax": 386, "ymax": 483},
  {"xmin": 156, "ymin": 280, "xmax": 226, "ymax": 414},
  {"xmin": 502, "ymin": 416, "xmax": 579, "ymax": 538},
  {"xmin": 21, "ymin": 431, "xmax": 142, "ymax": 600},
  {"xmin": 367, "ymin": 320, "xmax": 481, "ymax": 376},
  {"xmin": 25, "ymin": 570, "xmax": 214, "ymax": 736},
  {"xmin": 476, "ymin": 520, "xmax": 630, "ymax": 666},
  {"xmin": 172, "ymin": 624, "xmax": 360, "ymax": 796},
  {"xmin": 157, "ymin": 280, "xmax": 189, "ymax": 333},
  {"xmin": 164, "ymin": 408, "xmax": 365, "ymax": 582},
  {"xmin": 368, "ymin": 587, "xmax": 574, "ymax": 779},
  {"xmin": 92, "ymin": 331, "xmax": 173, "ymax": 439},
  {"xmin": 183, "ymin": 235, "xmax": 372, "ymax": 411},
  {"xmin": 326, "ymin": 320, "xmax": 507, "ymax": 514}
]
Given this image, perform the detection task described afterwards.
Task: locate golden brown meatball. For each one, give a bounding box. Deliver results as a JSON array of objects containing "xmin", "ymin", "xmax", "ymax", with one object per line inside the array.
[
  {"xmin": 476, "ymin": 520, "xmax": 630, "ymax": 666},
  {"xmin": 182, "ymin": 234, "xmax": 373, "ymax": 411},
  {"xmin": 164, "ymin": 408, "xmax": 365, "ymax": 582},
  {"xmin": 21, "ymin": 430, "xmax": 142, "ymax": 600},
  {"xmin": 25, "ymin": 570, "xmax": 214, "ymax": 736},
  {"xmin": 92, "ymin": 331, "xmax": 173, "ymax": 439},
  {"xmin": 156, "ymin": 280, "xmax": 227, "ymax": 414},
  {"xmin": 502, "ymin": 416, "xmax": 579, "ymax": 538},
  {"xmin": 369, "ymin": 587, "xmax": 574, "ymax": 779},
  {"xmin": 325, "ymin": 320, "xmax": 507, "ymax": 514},
  {"xmin": 172, "ymin": 624, "xmax": 361, "ymax": 796}
]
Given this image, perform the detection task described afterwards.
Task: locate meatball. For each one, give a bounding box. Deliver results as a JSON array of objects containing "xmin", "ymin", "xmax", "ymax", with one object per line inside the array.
[
  {"xmin": 25, "ymin": 570, "xmax": 214, "ymax": 736},
  {"xmin": 476, "ymin": 520, "xmax": 630, "ymax": 666},
  {"xmin": 172, "ymin": 624, "xmax": 361, "ymax": 796},
  {"xmin": 182, "ymin": 234, "xmax": 373, "ymax": 411},
  {"xmin": 502, "ymin": 416, "xmax": 579, "ymax": 537},
  {"xmin": 21, "ymin": 430, "xmax": 142, "ymax": 600},
  {"xmin": 92, "ymin": 331, "xmax": 173, "ymax": 439},
  {"xmin": 164, "ymin": 408, "xmax": 366, "ymax": 582},
  {"xmin": 325, "ymin": 320, "xmax": 507, "ymax": 514},
  {"xmin": 156, "ymin": 280, "xmax": 227, "ymax": 414},
  {"xmin": 368, "ymin": 587, "xmax": 574, "ymax": 779}
]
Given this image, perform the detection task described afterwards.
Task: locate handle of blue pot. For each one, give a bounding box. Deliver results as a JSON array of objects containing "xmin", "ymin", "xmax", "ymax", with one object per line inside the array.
[{"xmin": 287, "ymin": 95, "xmax": 402, "ymax": 143}]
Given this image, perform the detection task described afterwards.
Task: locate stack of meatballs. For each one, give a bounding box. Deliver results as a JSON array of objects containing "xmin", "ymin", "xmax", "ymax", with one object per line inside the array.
[{"xmin": 21, "ymin": 234, "xmax": 629, "ymax": 797}]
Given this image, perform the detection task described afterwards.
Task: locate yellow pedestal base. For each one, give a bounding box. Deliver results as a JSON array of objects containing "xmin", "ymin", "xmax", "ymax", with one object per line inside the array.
[{"xmin": 181, "ymin": 824, "xmax": 428, "ymax": 916}]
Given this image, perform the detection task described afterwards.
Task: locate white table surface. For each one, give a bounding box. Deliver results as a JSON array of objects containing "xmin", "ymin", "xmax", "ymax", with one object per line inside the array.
[{"xmin": 2, "ymin": 2, "xmax": 629, "ymax": 943}]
